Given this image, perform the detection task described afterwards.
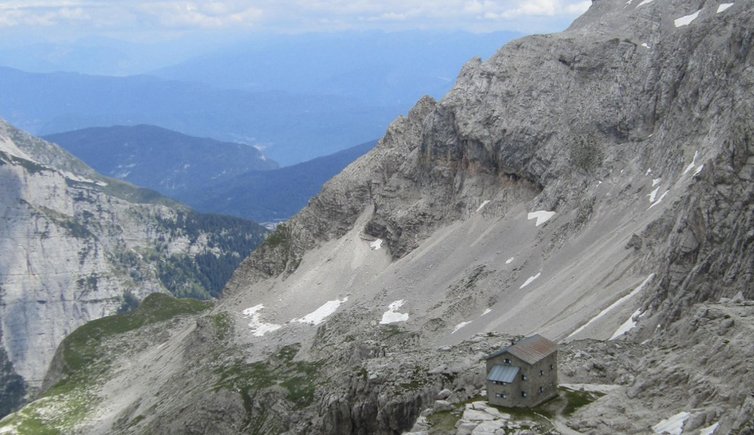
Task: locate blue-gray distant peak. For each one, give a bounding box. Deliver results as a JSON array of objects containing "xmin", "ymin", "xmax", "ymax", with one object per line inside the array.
[{"xmin": 44, "ymin": 124, "xmax": 278, "ymax": 199}]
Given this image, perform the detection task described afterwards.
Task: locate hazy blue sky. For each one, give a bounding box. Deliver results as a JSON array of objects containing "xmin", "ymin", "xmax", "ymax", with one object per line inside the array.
[{"xmin": 0, "ymin": 0, "xmax": 591, "ymax": 43}]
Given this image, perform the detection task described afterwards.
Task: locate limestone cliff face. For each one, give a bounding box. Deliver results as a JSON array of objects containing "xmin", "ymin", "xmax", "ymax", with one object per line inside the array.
[{"xmin": 0, "ymin": 120, "xmax": 266, "ymax": 403}]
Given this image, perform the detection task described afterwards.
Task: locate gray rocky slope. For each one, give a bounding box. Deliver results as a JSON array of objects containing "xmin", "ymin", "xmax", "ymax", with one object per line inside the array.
[
  {"xmin": 0, "ymin": 120, "xmax": 267, "ymax": 413},
  {"xmin": 2, "ymin": 0, "xmax": 752, "ymax": 433}
]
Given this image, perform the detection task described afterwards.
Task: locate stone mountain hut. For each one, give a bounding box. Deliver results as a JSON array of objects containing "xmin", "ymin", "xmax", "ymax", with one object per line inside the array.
[{"xmin": 485, "ymin": 334, "xmax": 558, "ymax": 407}]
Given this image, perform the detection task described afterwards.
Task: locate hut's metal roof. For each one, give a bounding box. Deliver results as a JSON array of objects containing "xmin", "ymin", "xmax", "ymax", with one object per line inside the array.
[
  {"xmin": 486, "ymin": 334, "xmax": 557, "ymax": 365},
  {"xmin": 487, "ymin": 365, "xmax": 520, "ymax": 383}
]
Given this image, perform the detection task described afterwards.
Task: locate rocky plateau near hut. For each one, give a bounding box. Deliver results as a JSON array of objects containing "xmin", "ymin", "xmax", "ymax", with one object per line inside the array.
[{"xmin": 1, "ymin": 0, "xmax": 753, "ymax": 433}]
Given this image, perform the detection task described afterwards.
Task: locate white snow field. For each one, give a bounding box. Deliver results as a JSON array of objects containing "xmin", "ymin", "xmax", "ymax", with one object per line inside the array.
[
  {"xmin": 380, "ymin": 300, "xmax": 409, "ymax": 324},
  {"xmin": 652, "ymin": 411, "xmax": 690, "ymax": 435},
  {"xmin": 568, "ymin": 274, "xmax": 655, "ymax": 339},
  {"xmin": 700, "ymin": 422, "xmax": 720, "ymax": 435},
  {"xmin": 520, "ymin": 273, "xmax": 541, "ymax": 289},
  {"xmin": 293, "ymin": 298, "xmax": 349, "ymax": 325},
  {"xmin": 476, "ymin": 200, "xmax": 491, "ymax": 212},
  {"xmin": 242, "ymin": 305, "xmax": 282, "ymax": 337},
  {"xmin": 675, "ymin": 11, "xmax": 701, "ymax": 27},
  {"xmin": 527, "ymin": 210, "xmax": 556, "ymax": 226},
  {"xmin": 717, "ymin": 3, "xmax": 733, "ymax": 13},
  {"xmin": 610, "ymin": 308, "xmax": 643, "ymax": 340},
  {"xmin": 452, "ymin": 321, "xmax": 472, "ymax": 334}
]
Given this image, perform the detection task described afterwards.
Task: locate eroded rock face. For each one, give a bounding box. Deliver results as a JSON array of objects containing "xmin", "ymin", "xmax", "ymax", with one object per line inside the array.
[
  {"xmin": 235, "ymin": 0, "xmax": 753, "ymax": 318},
  {"xmin": 571, "ymin": 298, "xmax": 754, "ymax": 434},
  {"xmin": 0, "ymin": 120, "xmax": 266, "ymax": 403}
]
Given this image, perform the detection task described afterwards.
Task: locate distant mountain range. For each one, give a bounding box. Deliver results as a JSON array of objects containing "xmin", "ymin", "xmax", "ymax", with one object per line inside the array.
[
  {"xmin": 0, "ymin": 36, "xmax": 221, "ymax": 76},
  {"xmin": 0, "ymin": 66, "xmax": 397, "ymax": 165},
  {"xmin": 153, "ymin": 31, "xmax": 520, "ymax": 106},
  {"xmin": 44, "ymin": 125, "xmax": 278, "ymax": 200},
  {"xmin": 190, "ymin": 141, "xmax": 376, "ymax": 223},
  {"xmin": 46, "ymin": 124, "xmax": 375, "ymax": 223},
  {"xmin": 0, "ymin": 31, "xmax": 518, "ymax": 165}
]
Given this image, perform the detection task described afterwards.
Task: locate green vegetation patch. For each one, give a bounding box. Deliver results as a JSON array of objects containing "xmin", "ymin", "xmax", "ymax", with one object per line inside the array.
[
  {"xmin": 55, "ymin": 293, "xmax": 211, "ymax": 387},
  {"xmin": 427, "ymin": 410, "xmax": 461, "ymax": 434},
  {"xmin": 155, "ymin": 254, "xmax": 212, "ymax": 299},
  {"xmin": 8, "ymin": 294, "xmax": 213, "ymax": 433},
  {"xmin": 379, "ymin": 324, "xmax": 405, "ymax": 339},
  {"xmin": 210, "ymin": 312, "xmax": 233, "ymax": 341},
  {"xmin": 560, "ymin": 388, "xmax": 601, "ymax": 416},
  {"xmin": 0, "ymin": 410, "xmax": 61, "ymax": 435},
  {"xmin": 263, "ymin": 223, "xmax": 290, "ymax": 249},
  {"xmin": 398, "ymin": 365, "xmax": 428, "ymax": 393},
  {"xmin": 215, "ymin": 344, "xmax": 323, "ymax": 413},
  {"xmin": 145, "ymin": 210, "xmax": 268, "ymax": 298},
  {"xmin": 488, "ymin": 387, "xmax": 600, "ymax": 422},
  {"xmin": 116, "ymin": 291, "xmax": 140, "ymax": 315},
  {"xmin": 0, "ymin": 391, "xmax": 94, "ymax": 435}
]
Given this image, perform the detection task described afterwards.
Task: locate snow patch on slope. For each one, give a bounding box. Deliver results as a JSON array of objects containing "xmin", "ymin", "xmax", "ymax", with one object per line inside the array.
[
  {"xmin": 675, "ymin": 11, "xmax": 701, "ymax": 27},
  {"xmin": 649, "ymin": 189, "xmax": 669, "ymax": 209},
  {"xmin": 380, "ymin": 300, "xmax": 409, "ymax": 324},
  {"xmin": 476, "ymin": 200, "xmax": 491, "ymax": 212},
  {"xmin": 610, "ymin": 308, "xmax": 643, "ymax": 340},
  {"xmin": 652, "ymin": 411, "xmax": 690, "ymax": 435},
  {"xmin": 293, "ymin": 297, "xmax": 348, "ymax": 325},
  {"xmin": 451, "ymin": 321, "xmax": 472, "ymax": 334},
  {"xmin": 528, "ymin": 211, "xmax": 556, "ymax": 226},
  {"xmin": 699, "ymin": 422, "xmax": 720, "ymax": 435},
  {"xmin": 243, "ymin": 305, "xmax": 283, "ymax": 337},
  {"xmin": 717, "ymin": 3, "xmax": 733, "ymax": 13},
  {"xmin": 568, "ymin": 274, "xmax": 655, "ymax": 339},
  {"xmin": 520, "ymin": 273, "xmax": 541, "ymax": 289},
  {"xmin": 683, "ymin": 151, "xmax": 700, "ymax": 174}
]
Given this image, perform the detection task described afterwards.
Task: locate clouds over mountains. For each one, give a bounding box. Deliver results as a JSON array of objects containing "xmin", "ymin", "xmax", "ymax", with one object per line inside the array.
[{"xmin": 0, "ymin": 0, "xmax": 590, "ymax": 34}]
